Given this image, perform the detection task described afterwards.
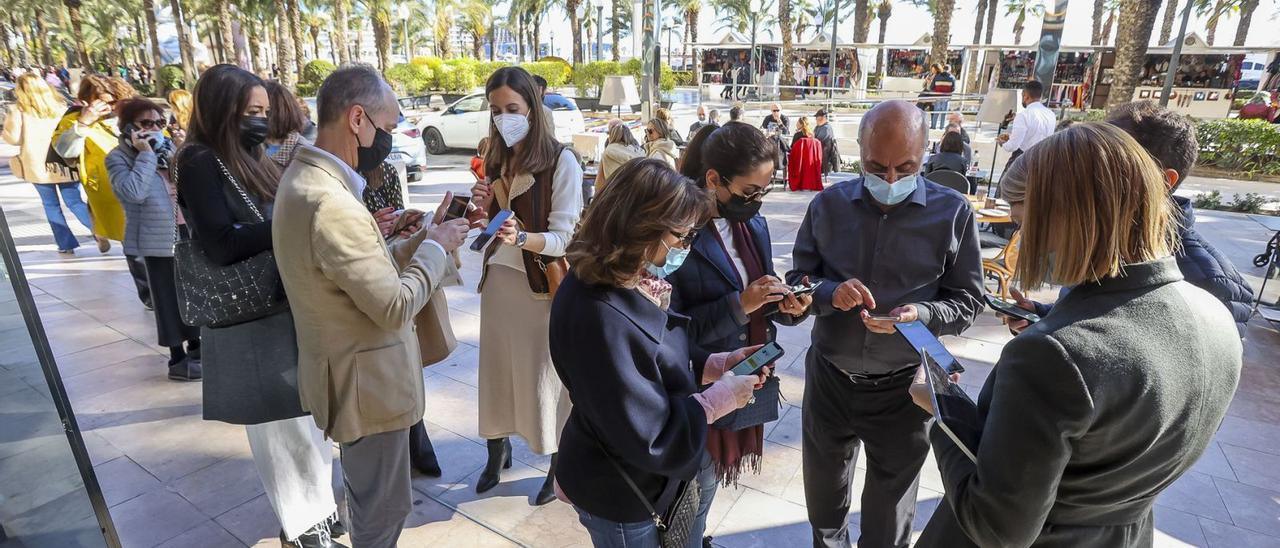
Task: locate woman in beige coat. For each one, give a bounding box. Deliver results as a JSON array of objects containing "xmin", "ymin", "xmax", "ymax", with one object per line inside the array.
[{"xmin": 2, "ymin": 74, "xmax": 96, "ymax": 254}]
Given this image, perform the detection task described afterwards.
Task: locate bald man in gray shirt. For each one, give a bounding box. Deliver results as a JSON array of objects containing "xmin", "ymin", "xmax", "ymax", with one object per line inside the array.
[{"xmin": 787, "ymin": 101, "xmax": 984, "ymax": 548}]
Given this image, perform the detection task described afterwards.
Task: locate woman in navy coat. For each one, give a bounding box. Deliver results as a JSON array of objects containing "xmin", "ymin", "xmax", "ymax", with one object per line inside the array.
[
  {"xmin": 669, "ymin": 122, "xmax": 814, "ymax": 544},
  {"xmin": 550, "ymin": 159, "xmax": 767, "ymax": 547}
]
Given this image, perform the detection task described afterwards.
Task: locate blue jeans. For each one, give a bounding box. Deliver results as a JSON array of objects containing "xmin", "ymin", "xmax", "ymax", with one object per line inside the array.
[
  {"xmin": 33, "ymin": 182, "xmax": 93, "ymax": 251},
  {"xmin": 931, "ymin": 100, "xmax": 950, "ymax": 129},
  {"xmin": 576, "ymin": 455, "xmax": 715, "ymax": 548}
]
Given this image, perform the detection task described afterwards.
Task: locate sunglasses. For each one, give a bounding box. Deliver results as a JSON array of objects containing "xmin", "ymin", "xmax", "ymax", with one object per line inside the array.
[
  {"xmin": 670, "ymin": 228, "xmax": 699, "ymax": 247},
  {"xmin": 771, "ymin": 109, "xmax": 780, "ymax": 113},
  {"xmin": 136, "ymin": 119, "xmax": 167, "ymax": 130}
]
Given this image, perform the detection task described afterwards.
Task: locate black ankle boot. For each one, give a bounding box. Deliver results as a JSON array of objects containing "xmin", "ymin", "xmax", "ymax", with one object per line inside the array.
[
  {"xmin": 534, "ymin": 453, "xmax": 558, "ymax": 505},
  {"xmin": 278, "ymin": 518, "xmax": 348, "ymax": 548},
  {"xmin": 409, "ymin": 420, "xmax": 442, "ymax": 477},
  {"xmin": 475, "ymin": 438, "xmax": 512, "ymax": 493}
]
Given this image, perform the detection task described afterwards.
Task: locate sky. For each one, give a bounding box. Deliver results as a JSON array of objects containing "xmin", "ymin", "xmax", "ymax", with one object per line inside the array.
[{"xmin": 531, "ymin": 0, "xmax": 1280, "ymax": 59}]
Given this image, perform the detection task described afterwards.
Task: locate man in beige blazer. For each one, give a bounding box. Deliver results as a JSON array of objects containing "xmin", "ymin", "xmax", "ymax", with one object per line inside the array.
[{"xmin": 272, "ymin": 65, "xmax": 469, "ymax": 548}]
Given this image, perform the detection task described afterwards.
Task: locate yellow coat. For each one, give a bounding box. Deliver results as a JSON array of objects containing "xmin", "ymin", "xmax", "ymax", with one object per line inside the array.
[{"xmin": 52, "ymin": 113, "xmax": 125, "ymax": 241}]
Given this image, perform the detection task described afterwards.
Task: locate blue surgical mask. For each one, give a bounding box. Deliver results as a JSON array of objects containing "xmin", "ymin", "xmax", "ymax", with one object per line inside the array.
[
  {"xmin": 863, "ymin": 171, "xmax": 919, "ymax": 205},
  {"xmin": 645, "ymin": 241, "xmax": 690, "ymax": 279}
]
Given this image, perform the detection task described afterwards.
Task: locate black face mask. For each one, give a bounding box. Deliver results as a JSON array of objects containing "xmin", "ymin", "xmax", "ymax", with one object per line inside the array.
[
  {"xmin": 240, "ymin": 116, "xmax": 269, "ymax": 150},
  {"xmin": 716, "ymin": 186, "xmax": 763, "ymax": 222},
  {"xmin": 356, "ymin": 118, "xmax": 394, "ymax": 174}
]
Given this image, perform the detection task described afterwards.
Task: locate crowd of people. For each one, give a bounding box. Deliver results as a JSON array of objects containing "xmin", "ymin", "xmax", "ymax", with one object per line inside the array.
[{"xmin": 0, "ymin": 61, "xmax": 1254, "ymax": 548}]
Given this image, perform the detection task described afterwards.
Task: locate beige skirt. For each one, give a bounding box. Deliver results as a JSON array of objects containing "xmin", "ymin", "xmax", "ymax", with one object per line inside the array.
[{"xmin": 478, "ymin": 265, "xmax": 571, "ymax": 455}]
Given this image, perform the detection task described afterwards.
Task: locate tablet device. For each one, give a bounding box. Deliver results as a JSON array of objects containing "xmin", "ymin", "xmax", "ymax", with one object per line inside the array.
[
  {"xmin": 923, "ymin": 349, "xmax": 981, "ymax": 463},
  {"xmin": 894, "ymin": 320, "xmax": 964, "ymax": 374}
]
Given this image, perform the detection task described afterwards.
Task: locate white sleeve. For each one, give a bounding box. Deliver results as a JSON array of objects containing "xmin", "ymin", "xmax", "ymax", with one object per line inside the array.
[
  {"xmin": 538, "ymin": 149, "xmax": 584, "ymax": 257},
  {"xmin": 1002, "ymin": 112, "xmax": 1027, "ymax": 153},
  {"xmin": 54, "ymin": 122, "xmax": 88, "ymax": 159}
]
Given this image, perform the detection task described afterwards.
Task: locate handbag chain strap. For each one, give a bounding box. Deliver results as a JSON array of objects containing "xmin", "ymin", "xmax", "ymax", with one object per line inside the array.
[
  {"xmin": 579, "ymin": 416, "xmax": 667, "ymax": 530},
  {"xmin": 171, "ymin": 152, "xmax": 265, "ymax": 244}
]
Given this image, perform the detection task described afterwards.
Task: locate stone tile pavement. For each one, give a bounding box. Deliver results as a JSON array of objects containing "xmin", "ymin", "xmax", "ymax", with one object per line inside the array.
[{"xmin": 2, "ymin": 149, "xmax": 1279, "ymax": 548}]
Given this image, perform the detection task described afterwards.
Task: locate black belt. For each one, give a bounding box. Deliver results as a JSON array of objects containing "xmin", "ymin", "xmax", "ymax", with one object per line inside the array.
[{"xmin": 837, "ymin": 364, "xmax": 918, "ymax": 387}]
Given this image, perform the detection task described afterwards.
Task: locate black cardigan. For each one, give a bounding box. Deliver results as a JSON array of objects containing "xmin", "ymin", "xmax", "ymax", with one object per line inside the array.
[
  {"xmin": 549, "ymin": 272, "xmax": 711, "ymax": 523},
  {"xmin": 175, "ymin": 146, "xmax": 274, "ymax": 266}
]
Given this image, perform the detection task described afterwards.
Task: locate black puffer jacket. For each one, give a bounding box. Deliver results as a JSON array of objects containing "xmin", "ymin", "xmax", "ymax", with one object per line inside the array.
[{"xmin": 1173, "ymin": 196, "xmax": 1254, "ymax": 335}]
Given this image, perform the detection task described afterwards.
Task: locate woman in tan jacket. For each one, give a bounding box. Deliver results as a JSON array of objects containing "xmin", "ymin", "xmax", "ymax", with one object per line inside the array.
[{"xmin": 2, "ymin": 73, "xmax": 96, "ymax": 254}]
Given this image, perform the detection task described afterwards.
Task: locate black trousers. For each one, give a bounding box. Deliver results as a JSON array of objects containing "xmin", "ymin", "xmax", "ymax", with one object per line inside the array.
[
  {"xmin": 126, "ymin": 254, "xmax": 151, "ymax": 307},
  {"xmin": 802, "ymin": 350, "xmax": 931, "ymax": 548},
  {"xmin": 142, "ymin": 256, "xmax": 199, "ymax": 348}
]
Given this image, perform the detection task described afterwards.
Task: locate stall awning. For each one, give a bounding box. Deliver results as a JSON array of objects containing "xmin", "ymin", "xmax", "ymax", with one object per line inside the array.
[{"xmin": 690, "ymin": 31, "xmax": 756, "ymax": 49}]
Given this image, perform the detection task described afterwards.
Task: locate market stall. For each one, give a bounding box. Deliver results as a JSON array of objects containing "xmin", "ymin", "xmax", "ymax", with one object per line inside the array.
[
  {"xmin": 881, "ymin": 35, "xmax": 966, "ymax": 94},
  {"xmin": 790, "ymin": 33, "xmax": 862, "ymax": 95},
  {"xmin": 1132, "ymin": 34, "xmax": 1250, "ymax": 118},
  {"xmin": 969, "ymin": 45, "xmax": 1103, "ymax": 109},
  {"xmin": 694, "ymin": 31, "xmax": 782, "ymax": 99}
]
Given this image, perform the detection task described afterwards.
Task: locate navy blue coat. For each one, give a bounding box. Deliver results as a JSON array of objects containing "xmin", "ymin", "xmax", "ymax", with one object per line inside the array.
[
  {"xmin": 549, "ymin": 272, "xmax": 711, "ymax": 523},
  {"xmin": 669, "ymin": 215, "xmax": 800, "ymax": 354},
  {"xmin": 1173, "ymin": 197, "xmax": 1254, "ymax": 334}
]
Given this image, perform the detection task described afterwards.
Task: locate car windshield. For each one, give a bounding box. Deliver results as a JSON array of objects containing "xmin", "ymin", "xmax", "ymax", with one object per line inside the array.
[{"xmin": 543, "ymin": 94, "xmax": 578, "ymax": 111}]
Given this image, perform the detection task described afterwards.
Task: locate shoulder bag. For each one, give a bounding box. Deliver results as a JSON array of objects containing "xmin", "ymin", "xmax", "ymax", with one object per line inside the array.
[
  {"xmin": 172, "ymin": 154, "xmax": 289, "ymax": 328},
  {"xmin": 530, "ymin": 147, "xmax": 570, "ymax": 297},
  {"xmin": 583, "ymin": 418, "xmax": 700, "ymax": 548},
  {"xmin": 711, "ymin": 375, "xmax": 782, "ymax": 431}
]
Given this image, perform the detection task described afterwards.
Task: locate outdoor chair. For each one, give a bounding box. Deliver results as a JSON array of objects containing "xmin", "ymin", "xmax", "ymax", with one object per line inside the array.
[
  {"xmin": 982, "ymin": 230, "xmax": 1021, "ymax": 299},
  {"xmin": 927, "ymin": 169, "xmax": 971, "ymax": 194}
]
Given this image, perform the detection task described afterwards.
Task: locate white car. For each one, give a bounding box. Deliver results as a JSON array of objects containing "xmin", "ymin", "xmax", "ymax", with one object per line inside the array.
[
  {"xmin": 391, "ymin": 114, "xmax": 427, "ymax": 182},
  {"xmin": 417, "ymin": 92, "xmax": 586, "ymax": 154}
]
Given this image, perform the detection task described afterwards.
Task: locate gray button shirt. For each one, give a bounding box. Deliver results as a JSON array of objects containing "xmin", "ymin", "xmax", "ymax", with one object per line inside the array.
[{"xmin": 787, "ymin": 177, "xmax": 985, "ymax": 375}]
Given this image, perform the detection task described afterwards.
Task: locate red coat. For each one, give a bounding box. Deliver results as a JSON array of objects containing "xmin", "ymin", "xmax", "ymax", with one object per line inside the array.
[{"xmin": 789, "ymin": 136, "xmax": 824, "ymax": 191}]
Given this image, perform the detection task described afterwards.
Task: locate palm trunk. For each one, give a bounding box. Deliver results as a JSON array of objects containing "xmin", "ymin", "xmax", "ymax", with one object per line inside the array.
[
  {"xmin": 1101, "ymin": 10, "xmax": 1116, "ymax": 43},
  {"xmin": 853, "ymin": 0, "xmax": 871, "ymax": 42},
  {"xmin": 973, "ymin": 0, "xmax": 987, "ymax": 43},
  {"xmin": 780, "ymin": 0, "xmax": 794, "ymax": 87},
  {"xmin": 216, "ymin": 0, "xmax": 237, "ymax": 64},
  {"xmin": 311, "ymin": 26, "xmax": 321, "ymax": 60},
  {"xmin": 372, "ymin": 11, "xmax": 390, "ymax": 73},
  {"xmin": 33, "ymin": 15, "xmax": 52, "ymax": 66},
  {"xmin": 930, "ymin": 0, "xmax": 955, "ymax": 64},
  {"xmin": 984, "ymin": 0, "xmax": 997, "ymax": 43},
  {"xmin": 611, "ymin": 1, "xmax": 620, "ymax": 61},
  {"xmin": 333, "ymin": 0, "xmax": 350, "ymax": 65},
  {"xmin": 1013, "ymin": 11, "xmax": 1026, "ymax": 44},
  {"xmin": 132, "ymin": 13, "xmax": 148, "ymax": 66},
  {"xmin": 1158, "ymin": 0, "xmax": 1178, "ymax": 44},
  {"xmin": 532, "ymin": 16, "xmax": 542, "ymax": 59},
  {"xmin": 64, "ymin": 0, "xmax": 92, "ymax": 68},
  {"xmin": 1233, "ymin": 0, "xmax": 1257, "ymax": 46},
  {"xmin": 168, "ymin": 0, "xmax": 197, "ymax": 84},
  {"xmin": 489, "ymin": 13, "xmax": 497, "ymax": 61},
  {"xmin": 13, "ymin": 15, "xmax": 27, "ymax": 66},
  {"xmin": 275, "ymin": 0, "xmax": 298, "ymax": 88},
  {"xmin": 287, "ymin": 0, "xmax": 306, "ymax": 69},
  {"xmin": 876, "ymin": 5, "xmax": 890, "ymax": 77},
  {"xmin": 568, "ymin": 0, "xmax": 582, "ymax": 64},
  {"xmin": 249, "ymin": 18, "xmax": 266, "ymax": 74},
  {"xmin": 0, "ymin": 20, "xmax": 11, "ymax": 67},
  {"xmin": 1091, "ymin": 0, "xmax": 1105, "ymax": 44},
  {"xmin": 1107, "ymin": 0, "xmax": 1161, "ymax": 111}
]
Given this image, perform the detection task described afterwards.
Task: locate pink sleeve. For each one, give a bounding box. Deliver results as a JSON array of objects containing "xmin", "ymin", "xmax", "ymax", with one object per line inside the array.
[
  {"xmin": 702, "ymin": 352, "xmax": 731, "ymax": 385},
  {"xmin": 692, "ymin": 381, "xmax": 740, "ymax": 424}
]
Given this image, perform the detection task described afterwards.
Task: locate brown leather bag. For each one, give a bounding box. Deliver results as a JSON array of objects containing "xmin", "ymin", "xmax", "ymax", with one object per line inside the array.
[{"xmin": 415, "ymin": 289, "xmax": 457, "ymax": 367}]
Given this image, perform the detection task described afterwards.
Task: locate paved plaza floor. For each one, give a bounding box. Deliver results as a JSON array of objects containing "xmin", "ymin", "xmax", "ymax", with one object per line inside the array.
[{"xmin": 2, "ymin": 147, "xmax": 1279, "ymax": 547}]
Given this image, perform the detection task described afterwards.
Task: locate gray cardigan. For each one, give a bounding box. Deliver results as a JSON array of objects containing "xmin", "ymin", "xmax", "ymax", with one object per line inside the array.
[
  {"xmin": 917, "ymin": 257, "xmax": 1242, "ymax": 548},
  {"xmin": 105, "ymin": 145, "xmax": 177, "ymax": 257}
]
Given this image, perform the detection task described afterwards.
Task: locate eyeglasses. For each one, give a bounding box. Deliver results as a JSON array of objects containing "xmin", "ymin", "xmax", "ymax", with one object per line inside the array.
[
  {"xmin": 732, "ymin": 184, "xmax": 773, "ymax": 203},
  {"xmin": 771, "ymin": 109, "xmax": 780, "ymax": 113},
  {"xmin": 670, "ymin": 228, "xmax": 699, "ymax": 247},
  {"xmin": 136, "ymin": 119, "xmax": 167, "ymax": 130}
]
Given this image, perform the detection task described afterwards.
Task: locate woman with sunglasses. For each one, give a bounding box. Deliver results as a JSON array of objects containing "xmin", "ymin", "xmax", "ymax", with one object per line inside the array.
[
  {"xmin": 643, "ymin": 117, "xmax": 679, "ymax": 169},
  {"xmin": 550, "ymin": 158, "xmax": 765, "ymax": 547},
  {"xmin": 105, "ymin": 98, "xmax": 201, "ymax": 381},
  {"xmin": 669, "ymin": 121, "xmax": 812, "ymax": 545}
]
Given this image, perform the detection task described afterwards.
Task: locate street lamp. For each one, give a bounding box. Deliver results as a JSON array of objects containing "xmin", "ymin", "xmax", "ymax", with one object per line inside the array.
[
  {"xmin": 397, "ymin": 4, "xmax": 410, "ymax": 60},
  {"xmin": 749, "ymin": 0, "xmax": 762, "ymax": 98},
  {"xmin": 596, "ymin": 0, "xmax": 604, "ymax": 62}
]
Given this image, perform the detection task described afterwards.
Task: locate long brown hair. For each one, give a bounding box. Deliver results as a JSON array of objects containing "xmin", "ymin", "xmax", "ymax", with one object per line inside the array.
[
  {"xmin": 568, "ymin": 159, "xmax": 713, "ymax": 287},
  {"xmin": 483, "ymin": 66, "xmax": 559, "ymax": 179},
  {"xmin": 180, "ymin": 64, "xmax": 280, "ymax": 200},
  {"xmin": 1015, "ymin": 122, "xmax": 1178, "ymax": 289},
  {"xmin": 264, "ymin": 80, "xmax": 308, "ymax": 140}
]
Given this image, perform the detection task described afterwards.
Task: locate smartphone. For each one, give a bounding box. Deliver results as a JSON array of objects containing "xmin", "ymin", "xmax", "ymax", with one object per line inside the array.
[
  {"xmin": 728, "ymin": 341, "xmax": 786, "ymax": 377},
  {"xmin": 867, "ymin": 314, "xmax": 903, "ymax": 322},
  {"xmin": 789, "ymin": 280, "xmax": 822, "ymax": 297},
  {"xmin": 984, "ymin": 294, "xmax": 1041, "ymax": 324},
  {"xmin": 443, "ymin": 195, "xmax": 471, "ymax": 222},
  {"xmin": 470, "ymin": 209, "xmax": 514, "ymax": 252}
]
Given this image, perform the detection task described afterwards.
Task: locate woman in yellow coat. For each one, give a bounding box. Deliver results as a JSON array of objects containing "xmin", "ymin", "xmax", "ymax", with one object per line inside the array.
[{"xmin": 53, "ymin": 75, "xmax": 152, "ymax": 305}]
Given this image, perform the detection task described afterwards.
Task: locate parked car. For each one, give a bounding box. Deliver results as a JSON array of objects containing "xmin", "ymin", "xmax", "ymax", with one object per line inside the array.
[
  {"xmin": 416, "ymin": 92, "xmax": 586, "ymax": 154},
  {"xmin": 303, "ymin": 98, "xmax": 426, "ymax": 181},
  {"xmin": 1237, "ymin": 57, "xmax": 1267, "ymax": 92}
]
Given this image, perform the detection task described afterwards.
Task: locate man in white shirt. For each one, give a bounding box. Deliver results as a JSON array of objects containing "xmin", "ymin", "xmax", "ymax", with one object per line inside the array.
[{"xmin": 997, "ymin": 80, "xmax": 1056, "ymax": 167}]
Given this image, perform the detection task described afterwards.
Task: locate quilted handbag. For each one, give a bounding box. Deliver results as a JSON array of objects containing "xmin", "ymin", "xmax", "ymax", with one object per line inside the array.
[
  {"xmin": 172, "ymin": 156, "xmax": 289, "ymax": 328},
  {"xmin": 587, "ymin": 424, "xmax": 701, "ymax": 548},
  {"xmin": 711, "ymin": 375, "xmax": 782, "ymax": 431}
]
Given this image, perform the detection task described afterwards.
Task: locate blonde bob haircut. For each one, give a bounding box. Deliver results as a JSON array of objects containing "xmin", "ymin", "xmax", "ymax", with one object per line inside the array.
[{"xmin": 1015, "ymin": 122, "xmax": 1179, "ymax": 290}]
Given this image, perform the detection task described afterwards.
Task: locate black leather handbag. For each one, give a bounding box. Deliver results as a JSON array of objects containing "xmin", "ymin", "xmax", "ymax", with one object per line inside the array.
[
  {"xmin": 711, "ymin": 375, "xmax": 782, "ymax": 431},
  {"xmin": 172, "ymin": 155, "xmax": 288, "ymax": 328}
]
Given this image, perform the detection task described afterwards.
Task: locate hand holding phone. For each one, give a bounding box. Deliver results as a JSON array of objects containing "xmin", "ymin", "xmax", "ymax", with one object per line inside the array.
[
  {"xmin": 389, "ymin": 209, "xmax": 426, "ymax": 237},
  {"xmin": 728, "ymin": 341, "xmax": 786, "ymax": 377},
  {"xmin": 986, "ymin": 292, "xmax": 1041, "ymax": 326},
  {"xmin": 470, "ymin": 209, "xmax": 514, "ymax": 252},
  {"xmin": 442, "ymin": 195, "xmax": 472, "ymax": 222},
  {"xmin": 742, "ymin": 275, "xmax": 789, "ymax": 315}
]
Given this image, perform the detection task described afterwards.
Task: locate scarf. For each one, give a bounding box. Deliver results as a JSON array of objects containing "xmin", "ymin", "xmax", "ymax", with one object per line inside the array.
[
  {"xmin": 636, "ymin": 273, "xmax": 673, "ymax": 310},
  {"xmin": 706, "ymin": 219, "xmax": 767, "ymax": 486}
]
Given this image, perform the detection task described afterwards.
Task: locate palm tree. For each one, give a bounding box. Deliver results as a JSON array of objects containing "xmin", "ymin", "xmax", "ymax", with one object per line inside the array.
[
  {"xmin": 358, "ymin": 0, "xmax": 391, "ymax": 71},
  {"xmin": 275, "ymin": 0, "xmax": 298, "ymax": 86},
  {"xmin": 609, "ymin": 0, "xmax": 629, "ymax": 60},
  {"xmin": 459, "ymin": 0, "xmax": 489, "ymax": 58},
  {"xmin": 928, "ymin": 0, "xmax": 956, "ymax": 65},
  {"xmin": 432, "ymin": 0, "xmax": 461, "ymax": 58},
  {"xmin": 287, "ymin": 0, "xmax": 307, "ymax": 69},
  {"xmin": 780, "ymin": 0, "xmax": 794, "ymax": 87},
  {"xmin": 1195, "ymin": 0, "xmax": 1240, "ymax": 46},
  {"xmin": 1091, "ymin": 0, "xmax": 1105, "ymax": 44},
  {"xmin": 306, "ymin": 12, "xmax": 328, "ymax": 60},
  {"xmin": 973, "ymin": 0, "xmax": 988, "ymax": 43},
  {"xmin": 874, "ymin": 0, "xmax": 891, "ymax": 77},
  {"xmin": 64, "ymin": 0, "xmax": 92, "ymax": 68},
  {"xmin": 142, "ymin": 0, "xmax": 163, "ymax": 84},
  {"xmin": 678, "ymin": 0, "xmax": 702, "ymax": 68},
  {"xmin": 1004, "ymin": 0, "xmax": 1045, "ymax": 44},
  {"xmin": 169, "ymin": 0, "xmax": 197, "ymax": 84},
  {"xmin": 792, "ymin": 0, "xmax": 814, "ymax": 42},
  {"xmin": 1157, "ymin": 0, "xmax": 1178, "ymax": 44},
  {"xmin": 213, "ymin": 0, "xmax": 238, "ymax": 64},
  {"xmin": 562, "ymin": 0, "xmax": 583, "ymax": 64},
  {"xmin": 1232, "ymin": 0, "xmax": 1257, "ymax": 45},
  {"xmin": 984, "ymin": 0, "xmax": 997, "ymax": 43},
  {"xmin": 332, "ymin": 0, "xmax": 350, "ymax": 64},
  {"xmin": 1107, "ymin": 0, "xmax": 1160, "ymax": 110},
  {"xmin": 853, "ymin": 0, "xmax": 871, "ymax": 43}
]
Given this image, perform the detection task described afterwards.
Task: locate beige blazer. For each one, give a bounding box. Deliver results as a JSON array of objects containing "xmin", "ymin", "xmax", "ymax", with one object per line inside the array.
[
  {"xmin": 273, "ymin": 144, "xmax": 454, "ymax": 443},
  {"xmin": 2, "ymin": 106, "xmax": 72, "ymax": 183}
]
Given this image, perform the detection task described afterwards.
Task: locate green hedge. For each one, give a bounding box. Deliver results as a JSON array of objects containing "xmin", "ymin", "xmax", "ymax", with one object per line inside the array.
[
  {"xmin": 157, "ymin": 64, "xmax": 186, "ymax": 93},
  {"xmin": 1196, "ymin": 119, "xmax": 1280, "ymax": 176},
  {"xmin": 385, "ymin": 57, "xmax": 677, "ymax": 98},
  {"xmin": 386, "ymin": 62, "xmax": 435, "ymax": 95},
  {"xmin": 298, "ymin": 60, "xmax": 337, "ymax": 97}
]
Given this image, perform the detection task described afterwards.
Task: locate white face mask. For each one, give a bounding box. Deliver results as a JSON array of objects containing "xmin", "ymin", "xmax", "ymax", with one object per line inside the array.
[{"xmin": 493, "ymin": 113, "xmax": 530, "ymax": 148}]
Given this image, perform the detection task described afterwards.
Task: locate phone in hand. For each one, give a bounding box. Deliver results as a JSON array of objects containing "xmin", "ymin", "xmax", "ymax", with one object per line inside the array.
[
  {"xmin": 728, "ymin": 341, "xmax": 786, "ymax": 377},
  {"xmin": 443, "ymin": 195, "xmax": 472, "ymax": 222},
  {"xmin": 984, "ymin": 294, "xmax": 1041, "ymax": 324},
  {"xmin": 789, "ymin": 280, "xmax": 822, "ymax": 297},
  {"xmin": 867, "ymin": 314, "xmax": 903, "ymax": 322},
  {"xmin": 389, "ymin": 209, "xmax": 425, "ymax": 236},
  {"xmin": 470, "ymin": 209, "xmax": 514, "ymax": 252}
]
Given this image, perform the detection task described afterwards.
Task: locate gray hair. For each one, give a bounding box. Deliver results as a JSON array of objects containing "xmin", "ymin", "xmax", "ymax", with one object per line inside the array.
[
  {"xmin": 316, "ymin": 64, "xmax": 396, "ymax": 126},
  {"xmin": 708, "ymin": 109, "xmax": 720, "ymax": 122}
]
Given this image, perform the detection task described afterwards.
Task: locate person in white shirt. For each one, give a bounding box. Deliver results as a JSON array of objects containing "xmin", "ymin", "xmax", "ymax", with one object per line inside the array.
[{"xmin": 997, "ymin": 80, "xmax": 1056, "ymax": 168}]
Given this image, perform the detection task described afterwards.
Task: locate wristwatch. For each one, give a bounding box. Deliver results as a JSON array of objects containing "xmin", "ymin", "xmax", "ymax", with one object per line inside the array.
[{"xmin": 515, "ymin": 231, "xmax": 528, "ymax": 248}]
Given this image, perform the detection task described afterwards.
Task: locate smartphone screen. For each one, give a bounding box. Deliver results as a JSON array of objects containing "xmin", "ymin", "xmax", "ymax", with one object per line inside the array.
[
  {"xmin": 729, "ymin": 342, "xmax": 785, "ymax": 377},
  {"xmin": 470, "ymin": 209, "xmax": 514, "ymax": 252},
  {"xmin": 443, "ymin": 195, "xmax": 471, "ymax": 221},
  {"xmin": 984, "ymin": 295, "xmax": 1041, "ymax": 323},
  {"xmin": 790, "ymin": 280, "xmax": 821, "ymax": 297}
]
